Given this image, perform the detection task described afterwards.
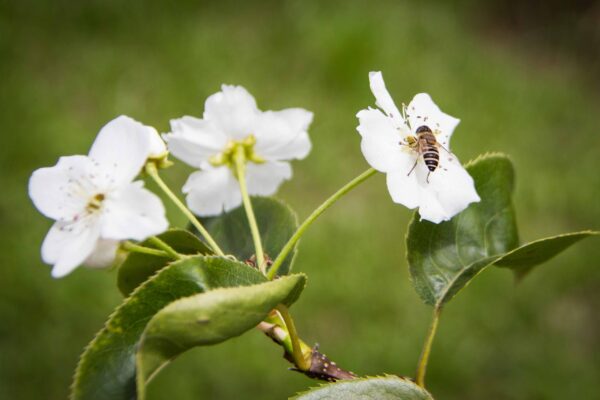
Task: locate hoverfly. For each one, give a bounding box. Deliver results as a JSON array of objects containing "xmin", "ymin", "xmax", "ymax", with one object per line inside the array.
[{"xmin": 402, "ymin": 125, "xmax": 452, "ymax": 183}]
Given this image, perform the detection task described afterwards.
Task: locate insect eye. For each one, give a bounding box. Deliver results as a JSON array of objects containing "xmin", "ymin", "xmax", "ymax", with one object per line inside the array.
[{"xmin": 415, "ymin": 125, "xmax": 431, "ymax": 134}]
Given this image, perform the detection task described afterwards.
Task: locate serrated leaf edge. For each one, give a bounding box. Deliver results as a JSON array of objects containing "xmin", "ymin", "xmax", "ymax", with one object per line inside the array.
[
  {"xmin": 135, "ymin": 272, "xmax": 308, "ymax": 398},
  {"xmin": 69, "ymin": 256, "xmax": 185, "ymax": 399},
  {"xmin": 463, "ymin": 151, "xmax": 512, "ymax": 169},
  {"xmin": 69, "ymin": 255, "xmax": 254, "ymax": 399},
  {"xmin": 116, "ymin": 229, "xmax": 213, "ymax": 297}
]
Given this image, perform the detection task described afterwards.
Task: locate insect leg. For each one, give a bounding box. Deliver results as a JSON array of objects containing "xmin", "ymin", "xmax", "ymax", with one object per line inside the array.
[
  {"xmin": 437, "ymin": 143, "xmax": 455, "ymax": 162},
  {"xmin": 407, "ymin": 157, "xmax": 419, "ymax": 177}
]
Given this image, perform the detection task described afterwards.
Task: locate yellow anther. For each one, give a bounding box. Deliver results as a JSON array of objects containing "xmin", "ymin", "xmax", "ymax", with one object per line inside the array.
[
  {"xmin": 87, "ymin": 193, "xmax": 105, "ymax": 211},
  {"xmin": 209, "ymin": 135, "xmax": 264, "ymax": 167}
]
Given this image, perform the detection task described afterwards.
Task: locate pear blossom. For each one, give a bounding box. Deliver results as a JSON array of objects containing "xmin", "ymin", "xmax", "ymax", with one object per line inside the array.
[
  {"xmin": 28, "ymin": 116, "xmax": 169, "ymax": 277},
  {"xmin": 164, "ymin": 85, "xmax": 312, "ymax": 216},
  {"xmin": 356, "ymin": 71, "xmax": 480, "ymax": 223}
]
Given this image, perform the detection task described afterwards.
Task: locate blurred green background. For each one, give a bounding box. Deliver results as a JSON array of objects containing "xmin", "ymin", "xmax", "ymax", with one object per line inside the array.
[{"xmin": 1, "ymin": 0, "xmax": 600, "ymax": 399}]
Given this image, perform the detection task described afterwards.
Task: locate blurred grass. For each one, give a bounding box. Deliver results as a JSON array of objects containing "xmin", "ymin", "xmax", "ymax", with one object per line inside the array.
[{"xmin": 1, "ymin": 0, "xmax": 600, "ymax": 399}]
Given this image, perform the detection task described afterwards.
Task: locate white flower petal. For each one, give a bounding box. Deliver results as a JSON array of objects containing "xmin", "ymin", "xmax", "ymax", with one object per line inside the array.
[
  {"xmin": 42, "ymin": 220, "xmax": 101, "ymax": 278},
  {"xmin": 29, "ymin": 155, "xmax": 93, "ymax": 220},
  {"xmin": 254, "ymin": 108, "xmax": 313, "ymax": 160},
  {"xmin": 100, "ymin": 181, "xmax": 168, "ymax": 241},
  {"xmin": 271, "ymin": 130, "xmax": 311, "ymax": 160},
  {"xmin": 84, "ymin": 239, "xmax": 120, "ymax": 269},
  {"xmin": 88, "ymin": 115, "xmax": 154, "ymax": 186},
  {"xmin": 246, "ymin": 161, "xmax": 292, "ymax": 196},
  {"xmin": 417, "ymin": 188, "xmax": 450, "ymax": 224},
  {"xmin": 385, "ymin": 167, "xmax": 421, "ymax": 209},
  {"xmin": 406, "ymin": 93, "xmax": 459, "ymax": 146},
  {"xmin": 369, "ymin": 71, "xmax": 403, "ymax": 126},
  {"xmin": 165, "ymin": 116, "xmax": 228, "ymax": 168},
  {"xmin": 400, "ymin": 152, "xmax": 480, "ymax": 223},
  {"xmin": 204, "ymin": 85, "xmax": 259, "ymax": 140},
  {"xmin": 427, "ymin": 153, "xmax": 480, "ymax": 218},
  {"xmin": 357, "ymin": 108, "xmax": 411, "ymax": 173},
  {"xmin": 183, "ymin": 167, "xmax": 241, "ymax": 217}
]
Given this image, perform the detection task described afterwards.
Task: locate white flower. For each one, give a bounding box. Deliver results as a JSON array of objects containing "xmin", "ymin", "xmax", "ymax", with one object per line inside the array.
[
  {"xmin": 164, "ymin": 85, "xmax": 312, "ymax": 216},
  {"xmin": 356, "ymin": 71, "xmax": 480, "ymax": 223},
  {"xmin": 28, "ymin": 115, "xmax": 169, "ymax": 277}
]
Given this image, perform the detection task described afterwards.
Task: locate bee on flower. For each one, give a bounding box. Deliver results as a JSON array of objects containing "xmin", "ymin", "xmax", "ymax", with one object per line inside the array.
[{"xmin": 356, "ymin": 71, "xmax": 480, "ymax": 223}]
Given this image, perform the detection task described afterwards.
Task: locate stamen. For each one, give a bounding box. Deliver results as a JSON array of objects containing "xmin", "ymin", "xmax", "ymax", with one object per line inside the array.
[
  {"xmin": 209, "ymin": 135, "xmax": 265, "ymax": 167},
  {"xmin": 86, "ymin": 193, "xmax": 106, "ymax": 212}
]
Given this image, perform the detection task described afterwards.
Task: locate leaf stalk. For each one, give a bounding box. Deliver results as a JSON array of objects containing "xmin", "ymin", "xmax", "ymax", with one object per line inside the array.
[
  {"xmin": 147, "ymin": 236, "xmax": 182, "ymax": 260},
  {"xmin": 415, "ymin": 306, "xmax": 441, "ymax": 387},
  {"xmin": 233, "ymin": 145, "xmax": 266, "ymax": 272},
  {"xmin": 121, "ymin": 241, "xmax": 171, "ymax": 258},
  {"xmin": 145, "ymin": 162, "xmax": 225, "ymax": 257},
  {"xmin": 276, "ymin": 304, "xmax": 311, "ymax": 371},
  {"xmin": 267, "ymin": 167, "xmax": 377, "ymax": 280}
]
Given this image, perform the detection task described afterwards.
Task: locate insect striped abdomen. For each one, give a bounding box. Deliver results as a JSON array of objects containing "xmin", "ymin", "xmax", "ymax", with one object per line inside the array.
[
  {"xmin": 423, "ymin": 145, "xmax": 439, "ymax": 171},
  {"xmin": 419, "ymin": 131, "xmax": 439, "ymax": 172}
]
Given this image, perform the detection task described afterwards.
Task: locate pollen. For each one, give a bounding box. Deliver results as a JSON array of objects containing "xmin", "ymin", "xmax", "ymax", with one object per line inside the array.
[{"xmin": 87, "ymin": 193, "xmax": 106, "ymax": 211}]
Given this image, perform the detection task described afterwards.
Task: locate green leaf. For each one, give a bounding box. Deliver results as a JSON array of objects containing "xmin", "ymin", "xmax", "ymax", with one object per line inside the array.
[
  {"xmin": 117, "ymin": 229, "xmax": 212, "ymax": 296},
  {"xmin": 198, "ymin": 196, "xmax": 299, "ymax": 276},
  {"xmin": 71, "ymin": 256, "xmax": 266, "ymax": 400},
  {"xmin": 494, "ymin": 231, "xmax": 599, "ymax": 280},
  {"xmin": 407, "ymin": 153, "xmax": 519, "ymax": 306},
  {"xmin": 136, "ymin": 274, "xmax": 307, "ymax": 398},
  {"xmin": 291, "ymin": 376, "xmax": 434, "ymax": 400},
  {"xmin": 407, "ymin": 153, "xmax": 598, "ymax": 307}
]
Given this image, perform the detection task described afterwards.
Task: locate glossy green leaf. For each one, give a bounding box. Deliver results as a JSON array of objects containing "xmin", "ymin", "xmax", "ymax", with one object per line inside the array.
[
  {"xmin": 494, "ymin": 231, "xmax": 598, "ymax": 279},
  {"xmin": 71, "ymin": 256, "xmax": 266, "ymax": 400},
  {"xmin": 291, "ymin": 376, "xmax": 433, "ymax": 400},
  {"xmin": 198, "ymin": 196, "xmax": 299, "ymax": 276},
  {"xmin": 407, "ymin": 153, "xmax": 598, "ymax": 307},
  {"xmin": 407, "ymin": 153, "xmax": 519, "ymax": 306},
  {"xmin": 136, "ymin": 273, "xmax": 307, "ymax": 398},
  {"xmin": 117, "ymin": 229, "xmax": 212, "ymax": 296}
]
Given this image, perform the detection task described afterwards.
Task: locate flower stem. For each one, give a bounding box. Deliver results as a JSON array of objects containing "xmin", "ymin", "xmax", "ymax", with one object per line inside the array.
[
  {"xmin": 122, "ymin": 241, "xmax": 170, "ymax": 258},
  {"xmin": 415, "ymin": 306, "xmax": 442, "ymax": 388},
  {"xmin": 233, "ymin": 146, "xmax": 266, "ymax": 272},
  {"xmin": 147, "ymin": 236, "xmax": 182, "ymax": 260},
  {"xmin": 145, "ymin": 163, "xmax": 225, "ymax": 257},
  {"xmin": 267, "ymin": 167, "xmax": 377, "ymax": 280},
  {"xmin": 276, "ymin": 304, "xmax": 310, "ymax": 371}
]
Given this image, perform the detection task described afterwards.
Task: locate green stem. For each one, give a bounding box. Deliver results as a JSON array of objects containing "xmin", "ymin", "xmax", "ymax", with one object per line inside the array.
[
  {"xmin": 267, "ymin": 167, "xmax": 377, "ymax": 280},
  {"xmin": 415, "ymin": 306, "xmax": 441, "ymax": 388},
  {"xmin": 145, "ymin": 163, "xmax": 225, "ymax": 257},
  {"xmin": 122, "ymin": 241, "xmax": 170, "ymax": 258},
  {"xmin": 147, "ymin": 236, "xmax": 182, "ymax": 260},
  {"xmin": 276, "ymin": 304, "xmax": 310, "ymax": 371},
  {"xmin": 233, "ymin": 146, "xmax": 266, "ymax": 272}
]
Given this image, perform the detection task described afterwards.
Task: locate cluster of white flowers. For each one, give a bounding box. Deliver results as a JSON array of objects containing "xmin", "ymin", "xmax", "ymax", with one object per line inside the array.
[{"xmin": 29, "ymin": 75, "xmax": 479, "ymax": 277}]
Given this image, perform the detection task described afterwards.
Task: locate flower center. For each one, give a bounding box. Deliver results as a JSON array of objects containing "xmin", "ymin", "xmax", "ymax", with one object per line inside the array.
[
  {"xmin": 209, "ymin": 134, "xmax": 265, "ymax": 167},
  {"xmin": 86, "ymin": 193, "xmax": 106, "ymax": 212}
]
